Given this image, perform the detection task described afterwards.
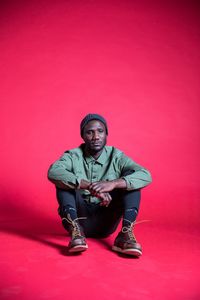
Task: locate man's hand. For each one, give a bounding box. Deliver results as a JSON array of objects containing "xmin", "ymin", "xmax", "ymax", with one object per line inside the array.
[
  {"xmin": 79, "ymin": 179, "xmax": 113, "ymax": 207},
  {"xmin": 79, "ymin": 179, "xmax": 91, "ymax": 190},
  {"xmin": 97, "ymin": 192, "xmax": 112, "ymax": 207},
  {"xmin": 89, "ymin": 181, "xmax": 116, "ymax": 194}
]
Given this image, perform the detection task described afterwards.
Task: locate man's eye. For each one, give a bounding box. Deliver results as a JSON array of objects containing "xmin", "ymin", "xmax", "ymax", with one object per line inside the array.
[{"xmin": 98, "ymin": 129, "xmax": 104, "ymax": 133}]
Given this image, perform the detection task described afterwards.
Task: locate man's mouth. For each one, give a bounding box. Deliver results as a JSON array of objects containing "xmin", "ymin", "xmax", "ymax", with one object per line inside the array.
[{"xmin": 91, "ymin": 142, "xmax": 101, "ymax": 146}]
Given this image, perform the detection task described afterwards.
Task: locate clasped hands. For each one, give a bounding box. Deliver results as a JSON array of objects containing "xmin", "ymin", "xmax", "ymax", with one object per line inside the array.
[
  {"xmin": 80, "ymin": 180, "xmax": 116, "ymax": 207},
  {"xmin": 89, "ymin": 181, "xmax": 116, "ymax": 207}
]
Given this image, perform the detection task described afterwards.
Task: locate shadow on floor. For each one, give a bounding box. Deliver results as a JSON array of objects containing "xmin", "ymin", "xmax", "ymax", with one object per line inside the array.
[{"xmin": 0, "ymin": 192, "xmax": 113, "ymax": 256}]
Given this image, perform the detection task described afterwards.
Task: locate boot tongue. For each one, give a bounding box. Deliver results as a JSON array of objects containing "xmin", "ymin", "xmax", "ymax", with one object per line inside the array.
[{"xmin": 71, "ymin": 222, "xmax": 82, "ymax": 238}]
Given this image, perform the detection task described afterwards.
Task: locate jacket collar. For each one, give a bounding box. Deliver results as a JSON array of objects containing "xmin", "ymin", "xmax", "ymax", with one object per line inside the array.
[{"xmin": 84, "ymin": 146, "xmax": 108, "ymax": 165}]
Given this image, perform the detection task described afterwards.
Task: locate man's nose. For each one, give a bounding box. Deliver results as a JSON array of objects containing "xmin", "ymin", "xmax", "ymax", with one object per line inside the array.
[{"xmin": 93, "ymin": 131, "xmax": 100, "ymax": 139}]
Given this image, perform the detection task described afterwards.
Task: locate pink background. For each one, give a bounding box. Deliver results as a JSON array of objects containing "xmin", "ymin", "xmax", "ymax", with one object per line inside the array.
[{"xmin": 1, "ymin": 1, "xmax": 200, "ymax": 299}]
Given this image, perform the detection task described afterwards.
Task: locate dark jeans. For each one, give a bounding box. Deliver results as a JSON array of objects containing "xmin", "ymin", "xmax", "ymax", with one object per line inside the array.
[{"xmin": 56, "ymin": 188, "xmax": 141, "ymax": 238}]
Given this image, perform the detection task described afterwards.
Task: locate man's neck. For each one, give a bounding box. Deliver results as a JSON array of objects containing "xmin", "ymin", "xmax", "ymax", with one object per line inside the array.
[
  {"xmin": 91, "ymin": 150, "xmax": 103, "ymax": 160},
  {"xmin": 84, "ymin": 146, "xmax": 104, "ymax": 160}
]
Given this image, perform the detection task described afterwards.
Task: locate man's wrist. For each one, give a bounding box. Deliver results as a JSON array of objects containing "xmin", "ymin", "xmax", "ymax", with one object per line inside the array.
[
  {"xmin": 79, "ymin": 179, "xmax": 91, "ymax": 190},
  {"xmin": 111, "ymin": 178, "xmax": 127, "ymax": 189}
]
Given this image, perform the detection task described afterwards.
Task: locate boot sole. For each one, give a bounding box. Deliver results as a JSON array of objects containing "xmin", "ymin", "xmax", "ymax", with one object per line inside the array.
[
  {"xmin": 68, "ymin": 245, "xmax": 88, "ymax": 253},
  {"xmin": 112, "ymin": 246, "xmax": 142, "ymax": 257}
]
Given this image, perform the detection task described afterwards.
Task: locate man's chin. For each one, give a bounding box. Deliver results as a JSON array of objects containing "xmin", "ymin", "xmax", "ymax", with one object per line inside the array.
[{"xmin": 90, "ymin": 145, "xmax": 104, "ymax": 152}]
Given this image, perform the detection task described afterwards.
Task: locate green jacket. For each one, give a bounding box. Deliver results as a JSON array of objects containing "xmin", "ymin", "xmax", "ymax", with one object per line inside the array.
[{"xmin": 48, "ymin": 144, "xmax": 152, "ymax": 203}]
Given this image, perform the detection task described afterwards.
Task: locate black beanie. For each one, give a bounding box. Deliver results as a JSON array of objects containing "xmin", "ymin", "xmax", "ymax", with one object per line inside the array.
[{"xmin": 80, "ymin": 113, "xmax": 108, "ymax": 137}]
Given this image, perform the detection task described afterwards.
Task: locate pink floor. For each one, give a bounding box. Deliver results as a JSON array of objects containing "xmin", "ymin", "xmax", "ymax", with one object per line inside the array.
[{"xmin": 1, "ymin": 207, "xmax": 200, "ymax": 300}]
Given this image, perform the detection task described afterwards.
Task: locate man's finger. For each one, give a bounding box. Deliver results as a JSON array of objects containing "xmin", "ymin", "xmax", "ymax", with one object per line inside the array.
[
  {"xmin": 89, "ymin": 185, "xmax": 101, "ymax": 191},
  {"xmin": 98, "ymin": 193, "xmax": 107, "ymax": 201},
  {"xmin": 90, "ymin": 182, "xmax": 100, "ymax": 188},
  {"xmin": 107, "ymin": 194, "xmax": 112, "ymax": 201},
  {"xmin": 93, "ymin": 186, "xmax": 103, "ymax": 193}
]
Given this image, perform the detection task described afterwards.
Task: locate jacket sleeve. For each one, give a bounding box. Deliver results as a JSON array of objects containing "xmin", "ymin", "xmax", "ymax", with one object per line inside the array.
[
  {"xmin": 47, "ymin": 152, "xmax": 81, "ymax": 189},
  {"xmin": 119, "ymin": 153, "xmax": 152, "ymax": 190}
]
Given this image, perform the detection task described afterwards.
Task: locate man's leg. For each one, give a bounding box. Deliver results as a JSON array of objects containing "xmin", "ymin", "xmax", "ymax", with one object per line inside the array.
[
  {"xmin": 112, "ymin": 189, "xmax": 143, "ymax": 257},
  {"xmin": 56, "ymin": 188, "xmax": 88, "ymax": 253},
  {"xmin": 89, "ymin": 189, "xmax": 140, "ymax": 238},
  {"xmin": 120, "ymin": 189, "xmax": 141, "ymax": 226}
]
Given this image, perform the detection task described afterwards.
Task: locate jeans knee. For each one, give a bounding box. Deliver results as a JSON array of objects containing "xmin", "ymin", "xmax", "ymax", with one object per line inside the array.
[{"xmin": 56, "ymin": 188, "xmax": 75, "ymax": 199}]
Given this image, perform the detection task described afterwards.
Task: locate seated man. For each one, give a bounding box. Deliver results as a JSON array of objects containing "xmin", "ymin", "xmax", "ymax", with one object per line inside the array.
[{"xmin": 48, "ymin": 113, "xmax": 152, "ymax": 256}]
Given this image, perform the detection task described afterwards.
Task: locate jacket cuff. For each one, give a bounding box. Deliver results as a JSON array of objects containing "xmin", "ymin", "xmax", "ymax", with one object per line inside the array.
[{"xmin": 121, "ymin": 176, "xmax": 135, "ymax": 190}]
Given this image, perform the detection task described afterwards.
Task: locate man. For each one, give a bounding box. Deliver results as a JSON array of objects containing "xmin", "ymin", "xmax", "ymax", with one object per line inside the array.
[{"xmin": 48, "ymin": 113, "xmax": 152, "ymax": 256}]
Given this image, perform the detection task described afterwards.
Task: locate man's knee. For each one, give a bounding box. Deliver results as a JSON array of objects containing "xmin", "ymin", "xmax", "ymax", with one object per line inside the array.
[
  {"xmin": 111, "ymin": 189, "xmax": 141, "ymax": 212},
  {"xmin": 111, "ymin": 189, "xmax": 141, "ymax": 202},
  {"xmin": 121, "ymin": 189, "xmax": 141, "ymax": 200},
  {"xmin": 56, "ymin": 188, "xmax": 77, "ymax": 217},
  {"xmin": 56, "ymin": 188, "xmax": 76, "ymax": 201}
]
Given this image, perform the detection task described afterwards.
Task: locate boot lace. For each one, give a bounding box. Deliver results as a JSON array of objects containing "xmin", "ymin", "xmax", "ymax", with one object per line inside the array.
[
  {"xmin": 122, "ymin": 219, "xmax": 150, "ymax": 242},
  {"xmin": 62, "ymin": 214, "xmax": 86, "ymax": 238},
  {"xmin": 122, "ymin": 220, "xmax": 136, "ymax": 241}
]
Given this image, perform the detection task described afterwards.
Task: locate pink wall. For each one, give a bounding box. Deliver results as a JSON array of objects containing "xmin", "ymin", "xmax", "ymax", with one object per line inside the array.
[{"xmin": 1, "ymin": 0, "xmax": 200, "ymax": 228}]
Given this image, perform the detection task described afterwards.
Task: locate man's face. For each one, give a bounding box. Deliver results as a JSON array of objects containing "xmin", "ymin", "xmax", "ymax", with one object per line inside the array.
[{"xmin": 82, "ymin": 120, "xmax": 107, "ymax": 154}]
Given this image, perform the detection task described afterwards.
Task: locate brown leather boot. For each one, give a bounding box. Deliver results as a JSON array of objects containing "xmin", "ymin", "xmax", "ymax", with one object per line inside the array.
[
  {"xmin": 62, "ymin": 214, "xmax": 88, "ymax": 253},
  {"xmin": 112, "ymin": 223, "xmax": 142, "ymax": 257}
]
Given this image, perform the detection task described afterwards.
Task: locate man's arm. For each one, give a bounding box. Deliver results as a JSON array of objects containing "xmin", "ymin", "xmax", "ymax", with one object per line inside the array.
[
  {"xmin": 79, "ymin": 179, "xmax": 90, "ymax": 190},
  {"xmin": 48, "ymin": 153, "xmax": 80, "ymax": 189},
  {"xmin": 89, "ymin": 178, "xmax": 127, "ymax": 194},
  {"xmin": 120, "ymin": 154, "xmax": 152, "ymax": 190},
  {"xmin": 89, "ymin": 153, "xmax": 152, "ymax": 193}
]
